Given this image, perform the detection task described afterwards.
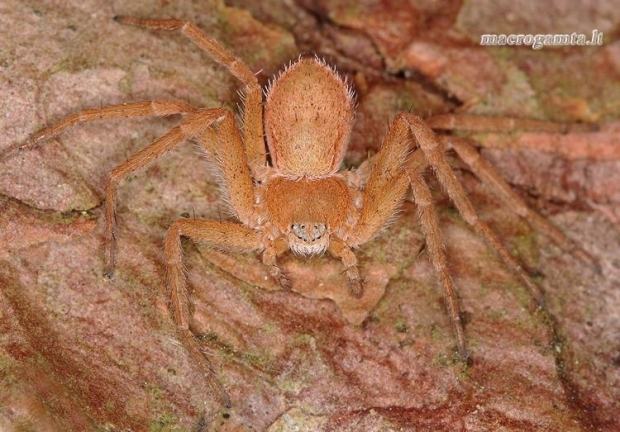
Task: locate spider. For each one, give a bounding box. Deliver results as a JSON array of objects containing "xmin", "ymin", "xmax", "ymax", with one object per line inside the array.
[{"xmin": 3, "ymin": 16, "xmax": 598, "ymax": 407}]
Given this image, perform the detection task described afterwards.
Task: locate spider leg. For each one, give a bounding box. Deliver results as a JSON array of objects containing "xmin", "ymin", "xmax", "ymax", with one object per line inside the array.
[
  {"xmin": 407, "ymin": 169, "xmax": 469, "ymax": 361},
  {"xmin": 343, "ymin": 114, "xmax": 411, "ymax": 296},
  {"xmin": 328, "ymin": 238, "xmax": 362, "ymax": 298},
  {"xmin": 348, "ymin": 116, "xmax": 469, "ymax": 358},
  {"xmin": 114, "ymin": 16, "xmax": 266, "ymax": 173},
  {"xmin": 104, "ymin": 108, "xmax": 254, "ymax": 278},
  {"xmin": 442, "ymin": 136, "xmax": 599, "ymax": 271},
  {"xmin": 193, "ymin": 111, "xmax": 256, "ymax": 226},
  {"xmin": 344, "ymin": 117, "xmax": 421, "ymax": 297},
  {"xmin": 165, "ymin": 218, "xmax": 263, "ymax": 407},
  {"xmin": 427, "ymin": 114, "xmax": 598, "ymax": 134},
  {"xmin": 348, "ymin": 116, "xmax": 412, "ymax": 246},
  {"xmin": 400, "ymin": 113, "xmax": 546, "ymax": 306},
  {"xmin": 1, "ymin": 100, "xmax": 197, "ymax": 159},
  {"xmin": 262, "ymin": 237, "xmax": 292, "ymax": 290}
]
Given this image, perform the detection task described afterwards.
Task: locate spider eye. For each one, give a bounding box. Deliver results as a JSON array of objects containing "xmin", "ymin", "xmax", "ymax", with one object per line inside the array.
[{"xmin": 290, "ymin": 222, "xmax": 328, "ymax": 244}]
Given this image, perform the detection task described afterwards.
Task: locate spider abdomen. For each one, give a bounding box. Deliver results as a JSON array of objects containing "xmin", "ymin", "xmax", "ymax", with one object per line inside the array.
[{"xmin": 264, "ymin": 57, "xmax": 355, "ymax": 177}]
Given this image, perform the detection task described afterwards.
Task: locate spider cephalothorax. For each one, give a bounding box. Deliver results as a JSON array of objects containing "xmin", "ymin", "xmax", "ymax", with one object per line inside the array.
[
  {"xmin": 261, "ymin": 175, "xmax": 357, "ymax": 256},
  {"xmin": 7, "ymin": 15, "xmax": 597, "ymax": 407}
]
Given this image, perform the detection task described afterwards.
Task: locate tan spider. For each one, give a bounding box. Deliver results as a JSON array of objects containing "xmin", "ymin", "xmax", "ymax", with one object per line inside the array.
[{"xmin": 4, "ymin": 16, "xmax": 598, "ymax": 406}]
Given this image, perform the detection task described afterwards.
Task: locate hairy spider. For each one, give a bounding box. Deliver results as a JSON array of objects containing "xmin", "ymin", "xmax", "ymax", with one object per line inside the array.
[{"xmin": 4, "ymin": 16, "xmax": 598, "ymax": 407}]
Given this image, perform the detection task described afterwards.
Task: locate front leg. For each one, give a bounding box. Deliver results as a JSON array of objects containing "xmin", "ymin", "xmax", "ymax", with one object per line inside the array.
[{"xmin": 164, "ymin": 218, "xmax": 263, "ymax": 407}]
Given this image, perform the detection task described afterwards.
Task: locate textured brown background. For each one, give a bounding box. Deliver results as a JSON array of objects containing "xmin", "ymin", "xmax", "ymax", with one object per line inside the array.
[{"xmin": 1, "ymin": 0, "xmax": 619, "ymax": 430}]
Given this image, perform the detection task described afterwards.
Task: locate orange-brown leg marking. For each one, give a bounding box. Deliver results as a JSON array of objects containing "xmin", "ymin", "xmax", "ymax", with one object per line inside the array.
[{"xmin": 165, "ymin": 218, "xmax": 263, "ymax": 407}]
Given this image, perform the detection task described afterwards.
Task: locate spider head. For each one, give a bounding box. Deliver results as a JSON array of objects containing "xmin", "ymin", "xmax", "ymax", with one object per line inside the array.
[
  {"xmin": 264, "ymin": 176, "xmax": 353, "ymax": 257},
  {"xmin": 288, "ymin": 222, "xmax": 329, "ymax": 256}
]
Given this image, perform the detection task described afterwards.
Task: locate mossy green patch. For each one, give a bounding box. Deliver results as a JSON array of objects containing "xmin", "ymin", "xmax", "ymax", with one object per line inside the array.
[
  {"xmin": 395, "ymin": 318, "xmax": 409, "ymax": 333},
  {"xmin": 148, "ymin": 413, "xmax": 178, "ymax": 432}
]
